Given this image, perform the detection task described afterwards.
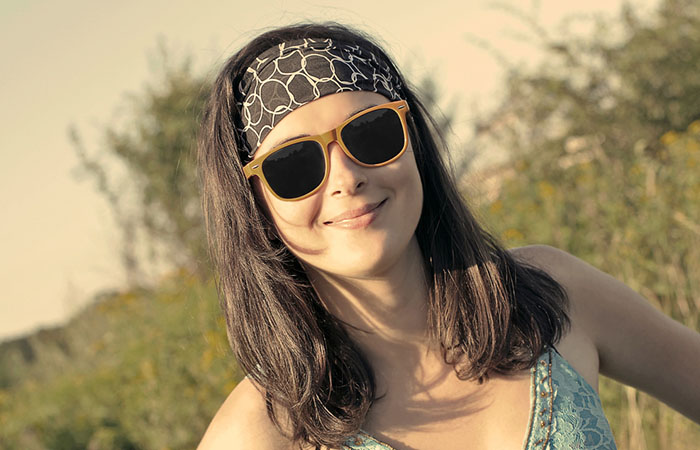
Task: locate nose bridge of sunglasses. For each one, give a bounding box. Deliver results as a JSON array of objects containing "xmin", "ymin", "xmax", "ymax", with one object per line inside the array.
[
  {"xmin": 326, "ymin": 129, "xmax": 369, "ymax": 170},
  {"xmin": 317, "ymin": 128, "xmax": 355, "ymax": 164},
  {"xmin": 317, "ymin": 127, "xmax": 340, "ymax": 149}
]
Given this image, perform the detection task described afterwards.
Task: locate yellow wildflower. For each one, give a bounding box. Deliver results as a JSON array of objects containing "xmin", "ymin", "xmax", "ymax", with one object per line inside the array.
[{"xmin": 660, "ymin": 131, "xmax": 679, "ymax": 146}]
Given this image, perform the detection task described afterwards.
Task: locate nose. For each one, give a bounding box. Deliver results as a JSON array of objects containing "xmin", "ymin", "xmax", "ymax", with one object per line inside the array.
[{"xmin": 325, "ymin": 140, "xmax": 368, "ymax": 197}]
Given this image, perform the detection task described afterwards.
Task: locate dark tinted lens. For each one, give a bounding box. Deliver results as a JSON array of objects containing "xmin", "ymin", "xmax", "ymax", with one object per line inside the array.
[
  {"xmin": 262, "ymin": 141, "xmax": 325, "ymax": 199},
  {"xmin": 340, "ymin": 108, "xmax": 405, "ymax": 164}
]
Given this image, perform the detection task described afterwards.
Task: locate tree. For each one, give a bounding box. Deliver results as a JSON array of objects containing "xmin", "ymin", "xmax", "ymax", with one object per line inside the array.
[{"xmin": 71, "ymin": 45, "xmax": 212, "ymax": 285}]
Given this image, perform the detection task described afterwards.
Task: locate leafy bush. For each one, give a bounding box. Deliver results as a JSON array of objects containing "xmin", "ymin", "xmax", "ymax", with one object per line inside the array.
[{"xmin": 0, "ymin": 270, "xmax": 241, "ymax": 449}]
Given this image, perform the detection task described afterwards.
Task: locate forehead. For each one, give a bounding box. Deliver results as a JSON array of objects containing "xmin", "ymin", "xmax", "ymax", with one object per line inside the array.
[{"xmin": 253, "ymin": 91, "xmax": 390, "ymax": 159}]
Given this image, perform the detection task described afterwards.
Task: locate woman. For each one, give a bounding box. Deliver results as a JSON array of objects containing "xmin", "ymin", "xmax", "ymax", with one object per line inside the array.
[{"xmin": 196, "ymin": 23, "xmax": 700, "ymax": 449}]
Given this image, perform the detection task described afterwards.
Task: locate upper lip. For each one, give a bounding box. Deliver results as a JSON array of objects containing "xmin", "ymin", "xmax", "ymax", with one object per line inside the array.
[{"xmin": 324, "ymin": 199, "xmax": 385, "ymax": 224}]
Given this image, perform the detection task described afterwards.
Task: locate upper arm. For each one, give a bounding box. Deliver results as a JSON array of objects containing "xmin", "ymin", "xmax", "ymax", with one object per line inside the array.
[
  {"xmin": 197, "ymin": 378, "xmax": 295, "ymax": 450},
  {"xmin": 517, "ymin": 244, "xmax": 700, "ymax": 424}
]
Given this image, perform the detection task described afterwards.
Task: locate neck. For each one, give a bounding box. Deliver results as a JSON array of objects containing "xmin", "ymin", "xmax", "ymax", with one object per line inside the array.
[{"xmin": 305, "ymin": 238, "xmax": 441, "ymax": 376}]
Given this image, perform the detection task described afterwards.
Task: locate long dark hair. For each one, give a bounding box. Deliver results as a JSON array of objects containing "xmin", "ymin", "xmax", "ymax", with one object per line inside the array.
[{"xmin": 197, "ymin": 22, "xmax": 570, "ymax": 449}]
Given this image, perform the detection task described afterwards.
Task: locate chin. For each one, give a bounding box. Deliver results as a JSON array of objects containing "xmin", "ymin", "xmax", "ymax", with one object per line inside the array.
[{"xmin": 332, "ymin": 247, "xmax": 408, "ymax": 279}]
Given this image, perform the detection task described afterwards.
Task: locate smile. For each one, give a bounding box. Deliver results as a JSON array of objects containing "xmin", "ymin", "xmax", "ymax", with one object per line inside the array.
[{"xmin": 324, "ymin": 199, "xmax": 387, "ymax": 229}]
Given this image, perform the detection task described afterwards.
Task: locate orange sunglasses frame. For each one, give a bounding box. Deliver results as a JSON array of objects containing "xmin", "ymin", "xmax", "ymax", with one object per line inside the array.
[{"xmin": 242, "ymin": 99, "xmax": 410, "ymax": 201}]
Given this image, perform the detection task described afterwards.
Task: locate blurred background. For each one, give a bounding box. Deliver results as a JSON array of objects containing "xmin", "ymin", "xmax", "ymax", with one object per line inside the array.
[{"xmin": 1, "ymin": 0, "xmax": 698, "ymax": 448}]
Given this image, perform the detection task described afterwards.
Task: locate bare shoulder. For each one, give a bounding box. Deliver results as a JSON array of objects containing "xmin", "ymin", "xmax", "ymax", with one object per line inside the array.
[
  {"xmin": 509, "ymin": 244, "xmax": 608, "ymax": 302},
  {"xmin": 508, "ymin": 245, "xmax": 700, "ymax": 424},
  {"xmin": 508, "ymin": 245, "xmax": 601, "ymax": 388},
  {"xmin": 197, "ymin": 377, "xmax": 295, "ymax": 450},
  {"xmin": 507, "ymin": 244, "xmax": 588, "ymax": 328},
  {"xmin": 508, "ymin": 244, "xmax": 575, "ymax": 282},
  {"xmin": 508, "ymin": 243, "xmax": 635, "ymax": 351}
]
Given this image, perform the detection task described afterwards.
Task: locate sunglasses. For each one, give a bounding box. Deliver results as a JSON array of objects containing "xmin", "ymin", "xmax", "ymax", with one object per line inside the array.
[{"xmin": 243, "ymin": 100, "xmax": 410, "ymax": 201}]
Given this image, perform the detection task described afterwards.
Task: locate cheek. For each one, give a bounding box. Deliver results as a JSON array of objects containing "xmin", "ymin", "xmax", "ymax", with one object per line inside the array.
[
  {"xmin": 252, "ymin": 180, "xmax": 327, "ymax": 260},
  {"xmin": 392, "ymin": 149, "xmax": 423, "ymax": 199},
  {"xmin": 391, "ymin": 153, "xmax": 424, "ymax": 231},
  {"xmin": 259, "ymin": 187, "xmax": 321, "ymax": 231},
  {"xmin": 265, "ymin": 195, "xmax": 327, "ymax": 259}
]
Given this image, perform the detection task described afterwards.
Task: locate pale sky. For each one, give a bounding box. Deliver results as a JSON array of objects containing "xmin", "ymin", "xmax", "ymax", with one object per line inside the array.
[{"xmin": 0, "ymin": 0, "xmax": 656, "ymax": 340}]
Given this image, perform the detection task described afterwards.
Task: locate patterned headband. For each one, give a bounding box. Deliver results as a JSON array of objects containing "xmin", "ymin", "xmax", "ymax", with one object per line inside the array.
[{"xmin": 235, "ymin": 38, "xmax": 403, "ymax": 158}]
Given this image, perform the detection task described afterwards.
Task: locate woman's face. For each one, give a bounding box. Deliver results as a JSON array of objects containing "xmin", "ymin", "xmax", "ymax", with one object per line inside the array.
[{"xmin": 252, "ymin": 91, "xmax": 424, "ymax": 280}]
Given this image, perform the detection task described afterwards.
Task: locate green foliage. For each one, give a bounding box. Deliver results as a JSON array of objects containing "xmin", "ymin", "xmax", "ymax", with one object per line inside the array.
[
  {"xmin": 472, "ymin": 0, "xmax": 700, "ymax": 447},
  {"xmin": 0, "ymin": 270, "xmax": 240, "ymax": 449}
]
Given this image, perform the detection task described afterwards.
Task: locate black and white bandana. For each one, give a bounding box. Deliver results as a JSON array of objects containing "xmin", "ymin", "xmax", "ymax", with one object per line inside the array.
[{"xmin": 235, "ymin": 38, "xmax": 403, "ymax": 158}]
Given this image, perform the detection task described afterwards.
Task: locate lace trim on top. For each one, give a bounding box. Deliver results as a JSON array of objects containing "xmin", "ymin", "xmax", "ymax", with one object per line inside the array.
[
  {"xmin": 343, "ymin": 348, "xmax": 617, "ymax": 449},
  {"xmin": 344, "ymin": 432, "xmax": 399, "ymax": 450},
  {"xmin": 531, "ymin": 347, "xmax": 617, "ymax": 449}
]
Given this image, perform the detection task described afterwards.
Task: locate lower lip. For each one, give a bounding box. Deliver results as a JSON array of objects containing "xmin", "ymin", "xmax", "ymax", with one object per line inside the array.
[{"xmin": 328, "ymin": 199, "xmax": 387, "ymax": 229}]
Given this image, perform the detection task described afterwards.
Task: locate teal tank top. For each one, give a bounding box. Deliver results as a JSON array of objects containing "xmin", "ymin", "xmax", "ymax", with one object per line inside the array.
[{"xmin": 343, "ymin": 347, "xmax": 617, "ymax": 449}]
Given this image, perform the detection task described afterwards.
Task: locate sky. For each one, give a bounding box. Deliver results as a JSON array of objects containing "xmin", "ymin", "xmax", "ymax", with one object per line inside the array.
[{"xmin": 0, "ymin": 0, "xmax": 657, "ymax": 341}]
